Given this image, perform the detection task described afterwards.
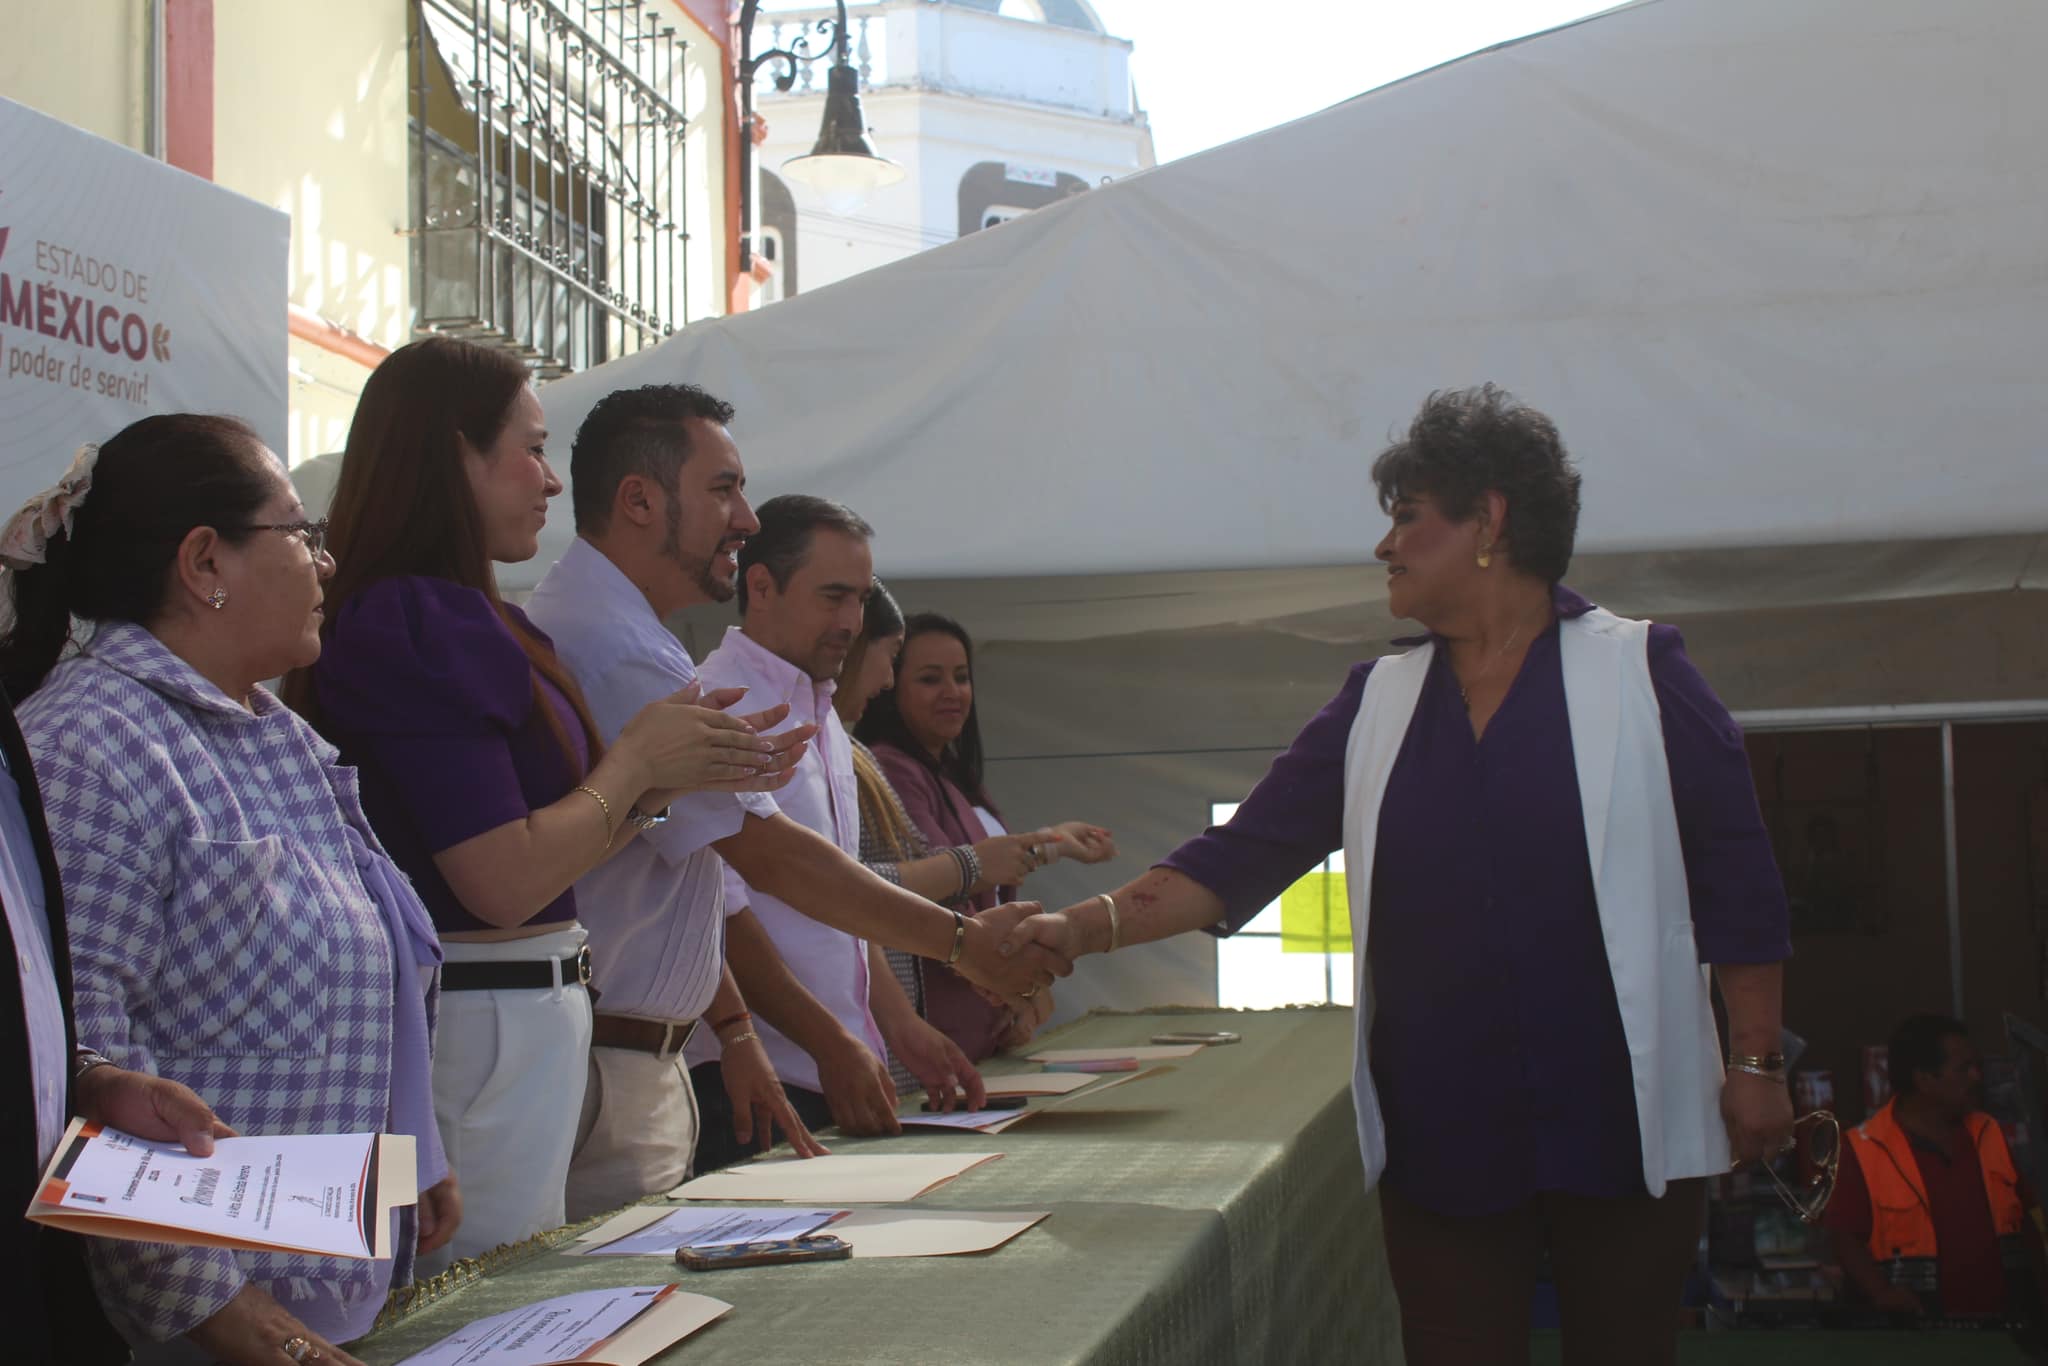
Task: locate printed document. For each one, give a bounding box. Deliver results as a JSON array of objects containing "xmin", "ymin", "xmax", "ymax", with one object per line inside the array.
[
  {"xmin": 27, "ymin": 1120, "xmax": 416, "ymax": 1258},
  {"xmin": 577, "ymin": 1206, "xmax": 840, "ymax": 1256},
  {"xmin": 393, "ymin": 1285, "xmax": 729, "ymax": 1366}
]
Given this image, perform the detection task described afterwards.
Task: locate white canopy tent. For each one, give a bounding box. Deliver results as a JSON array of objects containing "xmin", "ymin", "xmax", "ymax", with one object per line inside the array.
[{"xmin": 298, "ymin": 0, "xmax": 2048, "ymax": 1019}]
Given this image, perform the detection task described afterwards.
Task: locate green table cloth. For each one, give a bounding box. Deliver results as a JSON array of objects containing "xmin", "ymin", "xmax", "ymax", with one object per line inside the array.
[{"xmin": 352, "ymin": 1006, "xmax": 1401, "ymax": 1365}]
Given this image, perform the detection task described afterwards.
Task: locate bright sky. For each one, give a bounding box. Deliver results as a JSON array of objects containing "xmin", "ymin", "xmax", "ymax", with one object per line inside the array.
[{"xmin": 1090, "ymin": 0, "xmax": 1614, "ymax": 165}]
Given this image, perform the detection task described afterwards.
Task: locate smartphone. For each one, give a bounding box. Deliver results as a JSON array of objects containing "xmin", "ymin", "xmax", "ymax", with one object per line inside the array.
[
  {"xmin": 922, "ymin": 1094, "xmax": 1028, "ymax": 1112},
  {"xmin": 1151, "ymin": 1031, "xmax": 1241, "ymax": 1046},
  {"xmin": 675, "ymin": 1234, "xmax": 852, "ymax": 1271}
]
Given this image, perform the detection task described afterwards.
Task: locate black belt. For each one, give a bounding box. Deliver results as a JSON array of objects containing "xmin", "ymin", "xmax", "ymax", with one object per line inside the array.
[{"xmin": 441, "ymin": 946, "xmax": 592, "ymax": 993}]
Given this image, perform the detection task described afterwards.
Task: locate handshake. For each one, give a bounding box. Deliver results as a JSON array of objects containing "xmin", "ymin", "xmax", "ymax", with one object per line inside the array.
[{"xmin": 948, "ymin": 899, "xmax": 1090, "ymax": 1009}]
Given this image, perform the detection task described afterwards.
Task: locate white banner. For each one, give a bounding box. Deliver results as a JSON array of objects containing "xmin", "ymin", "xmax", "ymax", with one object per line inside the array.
[{"xmin": 0, "ymin": 97, "xmax": 288, "ymax": 509}]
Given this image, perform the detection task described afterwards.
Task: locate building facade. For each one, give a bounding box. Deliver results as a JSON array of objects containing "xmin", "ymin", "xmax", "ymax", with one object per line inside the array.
[
  {"xmin": 746, "ymin": 0, "xmax": 1153, "ymax": 303},
  {"xmin": 1, "ymin": 0, "xmax": 741, "ymax": 464}
]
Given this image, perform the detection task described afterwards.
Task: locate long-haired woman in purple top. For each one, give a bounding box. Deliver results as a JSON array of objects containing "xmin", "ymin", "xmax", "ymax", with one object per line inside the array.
[
  {"xmin": 285, "ymin": 338, "xmax": 808, "ymax": 1265},
  {"xmin": 997, "ymin": 386, "xmax": 1795, "ymax": 1365}
]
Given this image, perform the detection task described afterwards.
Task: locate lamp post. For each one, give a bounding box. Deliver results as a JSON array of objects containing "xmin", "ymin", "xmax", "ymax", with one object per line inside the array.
[{"xmin": 736, "ymin": 0, "xmax": 904, "ymax": 275}]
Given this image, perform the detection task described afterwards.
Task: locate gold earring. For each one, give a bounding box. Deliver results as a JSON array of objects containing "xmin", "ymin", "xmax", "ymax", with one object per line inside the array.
[
  {"xmin": 1476, "ymin": 544, "xmax": 1493, "ymax": 569},
  {"xmin": 206, "ymin": 587, "xmax": 228, "ymax": 611}
]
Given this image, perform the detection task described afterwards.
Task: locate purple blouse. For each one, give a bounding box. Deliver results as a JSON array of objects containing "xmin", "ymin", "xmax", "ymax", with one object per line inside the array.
[
  {"xmin": 870, "ymin": 742, "xmax": 1013, "ymax": 1061},
  {"xmin": 1161, "ymin": 585, "xmax": 1790, "ymax": 1216},
  {"xmin": 312, "ymin": 576, "xmax": 591, "ymax": 935}
]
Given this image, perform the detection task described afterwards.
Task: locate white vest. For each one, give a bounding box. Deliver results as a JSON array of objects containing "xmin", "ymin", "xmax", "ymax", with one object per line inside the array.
[{"xmin": 1340, "ymin": 607, "xmax": 1729, "ymax": 1198}]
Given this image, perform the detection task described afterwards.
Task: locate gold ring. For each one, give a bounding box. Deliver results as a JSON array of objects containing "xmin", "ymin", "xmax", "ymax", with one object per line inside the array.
[
  {"xmin": 1022, "ymin": 986, "xmax": 1039, "ymax": 998},
  {"xmin": 283, "ymin": 1338, "xmax": 312, "ymax": 1363}
]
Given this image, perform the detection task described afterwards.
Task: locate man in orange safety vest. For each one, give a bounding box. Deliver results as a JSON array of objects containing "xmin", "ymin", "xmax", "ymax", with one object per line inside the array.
[{"xmin": 1825, "ymin": 1014, "xmax": 2043, "ymax": 1319}]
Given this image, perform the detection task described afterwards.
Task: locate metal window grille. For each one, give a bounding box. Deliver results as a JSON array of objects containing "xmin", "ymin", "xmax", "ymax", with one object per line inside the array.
[{"xmin": 410, "ymin": 0, "xmax": 691, "ymax": 377}]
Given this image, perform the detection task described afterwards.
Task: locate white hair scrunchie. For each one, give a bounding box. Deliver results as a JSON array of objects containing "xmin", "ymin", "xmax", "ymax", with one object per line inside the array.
[{"xmin": 0, "ymin": 443, "xmax": 101, "ymax": 571}]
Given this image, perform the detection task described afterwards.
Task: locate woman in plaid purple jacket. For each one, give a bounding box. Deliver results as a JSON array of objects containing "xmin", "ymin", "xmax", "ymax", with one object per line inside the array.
[{"xmin": 0, "ymin": 416, "xmax": 445, "ymax": 1366}]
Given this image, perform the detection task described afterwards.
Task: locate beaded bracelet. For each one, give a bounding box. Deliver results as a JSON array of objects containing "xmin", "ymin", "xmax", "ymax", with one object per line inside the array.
[{"xmin": 948, "ymin": 843, "xmax": 983, "ymax": 896}]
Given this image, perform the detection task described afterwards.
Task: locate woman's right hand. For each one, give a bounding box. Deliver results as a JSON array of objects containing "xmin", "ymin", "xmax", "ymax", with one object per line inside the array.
[
  {"xmin": 186, "ymin": 1283, "xmax": 366, "ymax": 1366},
  {"xmin": 970, "ymin": 830, "xmax": 1059, "ymax": 891},
  {"xmin": 617, "ymin": 684, "xmax": 810, "ymax": 794}
]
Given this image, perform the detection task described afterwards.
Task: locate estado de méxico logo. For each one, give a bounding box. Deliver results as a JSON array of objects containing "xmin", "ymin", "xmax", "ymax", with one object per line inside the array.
[{"xmin": 1, "ymin": 196, "xmax": 174, "ymax": 406}]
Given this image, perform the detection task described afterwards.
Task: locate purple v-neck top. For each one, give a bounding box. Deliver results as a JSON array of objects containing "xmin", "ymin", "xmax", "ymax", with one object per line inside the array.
[
  {"xmin": 1161, "ymin": 585, "xmax": 1789, "ymax": 1215},
  {"xmin": 312, "ymin": 575, "xmax": 591, "ymax": 935}
]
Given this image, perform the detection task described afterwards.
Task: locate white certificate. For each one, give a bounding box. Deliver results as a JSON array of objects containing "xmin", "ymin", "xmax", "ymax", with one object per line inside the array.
[
  {"xmin": 27, "ymin": 1120, "xmax": 416, "ymax": 1259},
  {"xmin": 897, "ymin": 1107, "xmax": 1032, "ymax": 1134},
  {"xmin": 393, "ymin": 1285, "xmax": 730, "ymax": 1366},
  {"xmin": 578, "ymin": 1206, "xmax": 840, "ymax": 1257}
]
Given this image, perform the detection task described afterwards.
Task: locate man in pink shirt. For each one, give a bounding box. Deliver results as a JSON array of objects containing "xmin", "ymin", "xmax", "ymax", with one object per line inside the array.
[{"xmin": 687, "ymin": 495, "xmax": 986, "ymax": 1170}]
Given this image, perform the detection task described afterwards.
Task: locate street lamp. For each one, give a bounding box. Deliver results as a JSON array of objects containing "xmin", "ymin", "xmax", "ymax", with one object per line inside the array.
[{"xmin": 738, "ymin": 0, "xmax": 904, "ymax": 271}]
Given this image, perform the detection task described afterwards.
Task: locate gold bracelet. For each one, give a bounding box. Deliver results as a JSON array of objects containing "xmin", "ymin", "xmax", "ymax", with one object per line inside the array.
[
  {"xmin": 1100, "ymin": 893, "xmax": 1120, "ymax": 953},
  {"xmin": 947, "ymin": 908, "xmax": 967, "ymax": 964},
  {"xmin": 573, "ymin": 784, "xmax": 614, "ymax": 849},
  {"xmin": 722, "ymin": 1030, "xmax": 760, "ymax": 1048}
]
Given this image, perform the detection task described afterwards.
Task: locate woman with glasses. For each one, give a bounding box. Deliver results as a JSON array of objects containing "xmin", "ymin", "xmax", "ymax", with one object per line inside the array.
[
  {"xmin": 1004, "ymin": 386, "xmax": 1794, "ymax": 1366},
  {"xmin": 287, "ymin": 337, "xmax": 803, "ymax": 1267},
  {"xmin": 0, "ymin": 416, "xmax": 443, "ymax": 1365}
]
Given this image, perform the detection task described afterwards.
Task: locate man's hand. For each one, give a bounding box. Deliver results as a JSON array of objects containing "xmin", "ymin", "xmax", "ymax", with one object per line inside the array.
[
  {"xmin": 954, "ymin": 901, "xmax": 1071, "ymax": 1000},
  {"xmin": 999, "ymin": 986, "xmax": 1054, "ymax": 1052},
  {"xmin": 75, "ymin": 1064, "xmax": 236, "ymax": 1156},
  {"xmin": 815, "ymin": 1034, "xmax": 901, "ymax": 1136},
  {"xmin": 417, "ymin": 1174, "xmax": 462, "ymax": 1256},
  {"xmin": 882, "ymin": 1013, "xmax": 987, "ymax": 1113},
  {"xmin": 722, "ymin": 1034, "xmax": 829, "ymax": 1158},
  {"xmin": 1721, "ymin": 1069, "xmax": 1795, "ymax": 1166},
  {"xmin": 997, "ymin": 905, "xmax": 1090, "ymax": 964}
]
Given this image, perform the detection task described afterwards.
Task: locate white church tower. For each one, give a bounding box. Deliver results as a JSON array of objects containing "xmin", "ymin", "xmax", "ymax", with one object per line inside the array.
[{"xmin": 747, "ymin": 0, "xmax": 1155, "ymax": 303}]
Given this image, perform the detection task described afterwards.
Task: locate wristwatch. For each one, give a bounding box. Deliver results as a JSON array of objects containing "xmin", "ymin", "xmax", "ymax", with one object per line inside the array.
[
  {"xmin": 73, "ymin": 1047, "xmax": 116, "ymax": 1082},
  {"xmin": 625, "ymin": 803, "xmax": 670, "ymax": 835}
]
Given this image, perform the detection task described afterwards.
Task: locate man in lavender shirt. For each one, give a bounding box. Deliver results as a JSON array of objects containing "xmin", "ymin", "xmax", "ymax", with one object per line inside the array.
[
  {"xmin": 529, "ymin": 385, "xmax": 1046, "ymax": 1199},
  {"xmin": 689, "ymin": 496, "xmax": 986, "ymax": 1172}
]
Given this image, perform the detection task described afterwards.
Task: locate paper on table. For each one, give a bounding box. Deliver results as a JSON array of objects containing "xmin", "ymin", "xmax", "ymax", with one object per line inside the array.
[
  {"xmin": 671, "ymin": 1153, "xmax": 1002, "ymax": 1204},
  {"xmin": 1026, "ymin": 1044, "xmax": 1204, "ymax": 1063},
  {"xmin": 975, "ymin": 1072, "xmax": 1100, "ymax": 1098},
  {"xmin": 898, "ymin": 1108, "xmax": 1031, "ymax": 1135},
  {"xmin": 829, "ymin": 1208, "xmax": 1048, "ymax": 1259},
  {"xmin": 393, "ymin": 1284, "xmax": 729, "ymax": 1366},
  {"xmin": 26, "ymin": 1120, "xmax": 417, "ymax": 1259},
  {"xmin": 574, "ymin": 1206, "xmax": 840, "ymax": 1256}
]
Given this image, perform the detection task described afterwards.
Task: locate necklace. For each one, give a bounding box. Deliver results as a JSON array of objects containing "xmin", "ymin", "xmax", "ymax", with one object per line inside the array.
[{"xmin": 1456, "ymin": 622, "xmax": 1529, "ymax": 708}]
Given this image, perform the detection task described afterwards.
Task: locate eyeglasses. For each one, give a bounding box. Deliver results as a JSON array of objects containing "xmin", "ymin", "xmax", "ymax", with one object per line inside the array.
[
  {"xmin": 1757, "ymin": 1110, "xmax": 1840, "ymax": 1223},
  {"xmin": 241, "ymin": 518, "xmax": 331, "ymax": 558}
]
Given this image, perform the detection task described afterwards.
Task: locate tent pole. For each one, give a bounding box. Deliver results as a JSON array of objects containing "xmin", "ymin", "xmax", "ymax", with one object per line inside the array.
[{"xmin": 1942, "ymin": 722, "xmax": 1965, "ymax": 1018}]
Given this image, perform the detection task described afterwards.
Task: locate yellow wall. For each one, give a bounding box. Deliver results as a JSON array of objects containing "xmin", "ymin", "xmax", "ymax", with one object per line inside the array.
[
  {"xmin": 213, "ymin": 0, "xmax": 412, "ymax": 464},
  {"xmin": 3, "ymin": 0, "xmax": 729, "ymax": 461},
  {"xmin": 0, "ymin": 1, "xmax": 150, "ymax": 153}
]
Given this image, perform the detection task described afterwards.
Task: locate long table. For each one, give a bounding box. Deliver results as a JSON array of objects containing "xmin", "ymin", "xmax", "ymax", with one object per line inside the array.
[{"xmin": 352, "ymin": 1006, "xmax": 1400, "ymax": 1365}]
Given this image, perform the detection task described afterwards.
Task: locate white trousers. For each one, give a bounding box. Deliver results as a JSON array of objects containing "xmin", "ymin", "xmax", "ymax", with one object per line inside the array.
[
  {"xmin": 422, "ymin": 925, "xmax": 592, "ymax": 1271},
  {"xmin": 565, "ymin": 1044, "xmax": 700, "ymax": 1223}
]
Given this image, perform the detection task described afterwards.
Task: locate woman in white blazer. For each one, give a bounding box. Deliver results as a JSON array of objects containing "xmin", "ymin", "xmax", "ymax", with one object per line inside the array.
[{"xmin": 1007, "ymin": 386, "xmax": 1794, "ymax": 1365}]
